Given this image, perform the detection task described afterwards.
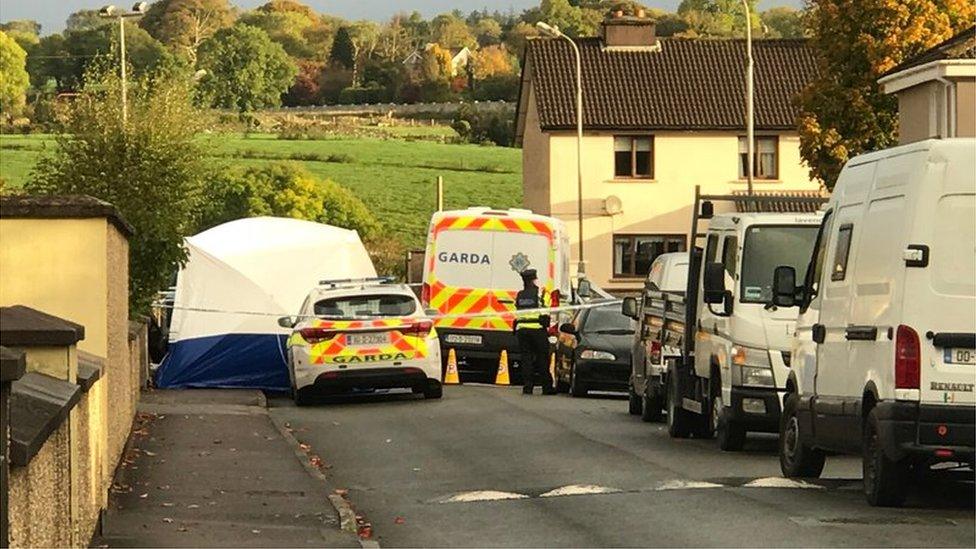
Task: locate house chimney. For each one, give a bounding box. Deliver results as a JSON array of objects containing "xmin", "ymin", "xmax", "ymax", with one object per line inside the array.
[{"xmin": 601, "ymin": 11, "xmax": 657, "ymax": 48}]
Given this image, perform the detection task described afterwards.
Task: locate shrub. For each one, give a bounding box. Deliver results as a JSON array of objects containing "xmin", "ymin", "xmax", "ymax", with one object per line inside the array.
[
  {"xmin": 26, "ymin": 63, "xmax": 207, "ymax": 313},
  {"xmin": 197, "ymin": 162, "xmax": 380, "ymax": 239},
  {"xmin": 451, "ymin": 103, "xmax": 514, "ymax": 147}
]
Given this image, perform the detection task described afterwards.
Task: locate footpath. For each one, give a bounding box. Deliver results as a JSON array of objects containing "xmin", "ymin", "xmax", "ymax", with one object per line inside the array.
[{"xmin": 94, "ymin": 389, "xmax": 360, "ymax": 548}]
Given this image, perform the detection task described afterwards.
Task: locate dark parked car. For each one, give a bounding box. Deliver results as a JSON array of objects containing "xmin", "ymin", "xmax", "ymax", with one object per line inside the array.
[{"xmin": 555, "ymin": 303, "xmax": 635, "ymax": 397}]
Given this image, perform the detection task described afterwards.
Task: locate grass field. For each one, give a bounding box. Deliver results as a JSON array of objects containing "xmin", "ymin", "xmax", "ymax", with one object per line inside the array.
[{"xmin": 0, "ymin": 132, "xmax": 523, "ymax": 249}]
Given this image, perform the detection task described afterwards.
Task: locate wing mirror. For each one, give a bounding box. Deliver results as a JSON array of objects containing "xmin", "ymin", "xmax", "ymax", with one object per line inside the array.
[
  {"xmin": 277, "ymin": 316, "xmax": 296, "ymax": 329},
  {"xmin": 771, "ymin": 265, "xmax": 798, "ymax": 308},
  {"xmin": 559, "ymin": 322, "xmax": 577, "ymax": 336},
  {"xmin": 621, "ymin": 296, "xmax": 638, "ymax": 320},
  {"xmin": 702, "ymin": 262, "xmax": 733, "ymax": 316},
  {"xmin": 576, "ymin": 278, "xmax": 592, "ymax": 299}
]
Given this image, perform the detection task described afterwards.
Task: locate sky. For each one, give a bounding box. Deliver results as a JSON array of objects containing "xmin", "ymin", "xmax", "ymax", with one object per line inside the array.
[{"xmin": 0, "ymin": 0, "xmax": 802, "ymax": 36}]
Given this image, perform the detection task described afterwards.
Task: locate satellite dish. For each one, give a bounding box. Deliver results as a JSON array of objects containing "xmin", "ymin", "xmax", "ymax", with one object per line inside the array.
[{"xmin": 604, "ymin": 195, "xmax": 623, "ymax": 215}]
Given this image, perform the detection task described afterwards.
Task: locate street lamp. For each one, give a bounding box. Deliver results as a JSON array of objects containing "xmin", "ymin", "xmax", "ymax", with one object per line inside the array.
[
  {"xmin": 536, "ymin": 21, "xmax": 586, "ymax": 277},
  {"xmin": 740, "ymin": 0, "xmax": 755, "ymax": 196},
  {"xmin": 98, "ymin": 2, "xmax": 148, "ymax": 124}
]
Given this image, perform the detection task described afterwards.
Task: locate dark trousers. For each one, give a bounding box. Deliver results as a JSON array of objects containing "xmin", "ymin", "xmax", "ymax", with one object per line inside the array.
[{"xmin": 517, "ymin": 328, "xmax": 552, "ymax": 393}]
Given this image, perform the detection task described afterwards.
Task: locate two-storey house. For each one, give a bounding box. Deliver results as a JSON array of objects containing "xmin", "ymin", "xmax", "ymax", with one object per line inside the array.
[{"xmin": 515, "ymin": 14, "xmax": 823, "ymax": 291}]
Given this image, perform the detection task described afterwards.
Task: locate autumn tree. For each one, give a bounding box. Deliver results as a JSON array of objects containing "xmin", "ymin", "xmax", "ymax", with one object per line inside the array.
[
  {"xmin": 798, "ymin": 0, "xmax": 975, "ymax": 187},
  {"xmin": 239, "ymin": 0, "xmax": 336, "ymax": 61},
  {"xmin": 140, "ymin": 0, "xmax": 235, "ymax": 63},
  {"xmin": 503, "ymin": 22, "xmax": 539, "ymax": 55},
  {"xmin": 430, "ymin": 14, "xmax": 477, "ymax": 49},
  {"xmin": 760, "ymin": 7, "xmax": 804, "ymax": 38},
  {"xmin": 474, "ymin": 18, "xmax": 503, "ymax": 46},
  {"xmin": 472, "ymin": 45, "xmax": 513, "ymax": 80},
  {"xmin": 0, "ymin": 31, "xmax": 30, "ymax": 118},
  {"xmin": 196, "ymin": 24, "xmax": 297, "ymax": 112}
]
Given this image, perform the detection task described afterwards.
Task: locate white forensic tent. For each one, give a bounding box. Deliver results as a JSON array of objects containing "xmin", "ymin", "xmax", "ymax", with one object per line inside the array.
[{"xmin": 156, "ymin": 217, "xmax": 376, "ymax": 389}]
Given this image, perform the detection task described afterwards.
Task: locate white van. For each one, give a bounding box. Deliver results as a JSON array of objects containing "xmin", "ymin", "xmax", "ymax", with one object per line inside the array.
[
  {"xmin": 773, "ymin": 138, "xmax": 975, "ymax": 506},
  {"xmin": 422, "ymin": 208, "xmax": 572, "ymax": 379}
]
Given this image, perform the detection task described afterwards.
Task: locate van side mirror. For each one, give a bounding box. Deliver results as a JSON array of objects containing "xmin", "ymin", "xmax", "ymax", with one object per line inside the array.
[
  {"xmin": 559, "ymin": 322, "xmax": 577, "ymax": 336},
  {"xmin": 702, "ymin": 262, "xmax": 726, "ymax": 304},
  {"xmin": 771, "ymin": 266, "xmax": 797, "ymax": 308},
  {"xmin": 700, "ymin": 200, "xmax": 714, "ymax": 219},
  {"xmin": 577, "ymin": 279, "xmax": 592, "ymax": 299},
  {"xmin": 277, "ymin": 316, "xmax": 296, "ymax": 329},
  {"xmin": 621, "ymin": 297, "xmax": 638, "ymax": 319}
]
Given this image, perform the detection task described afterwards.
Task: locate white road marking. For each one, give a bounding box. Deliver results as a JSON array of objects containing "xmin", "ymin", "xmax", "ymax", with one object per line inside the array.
[
  {"xmin": 443, "ymin": 490, "xmax": 530, "ymax": 503},
  {"xmin": 655, "ymin": 480, "xmax": 724, "ymax": 491},
  {"xmin": 539, "ymin": 484, "xmax": 621, "ymax": 497},
  {"xmin": 742, "ymin": 477, "xmax": 824, "ymax": 489}
]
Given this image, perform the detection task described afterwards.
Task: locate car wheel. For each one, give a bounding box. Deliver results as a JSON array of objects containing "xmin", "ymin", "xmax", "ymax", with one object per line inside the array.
[
  {"xmin": 641, "ymin": 391, "xmax": 663, "ymax": 422},
  {"xmin": 779, "ymin": 393, "xmax": 826, "ymax": 478},
  {"xmin": 628, "ymin": 384, "xmax": 643, "ymax": 415},
  {"xmin": 423, "ymin": 380, "xmax": 443, "ymax": 399},
  {"xmin": 666, "ymin": 362, "xmax": 692, "ymax": 439},
  {"xmin": 570, "ymin": 366, "xmax": 587, "ymax": 397},
  {"xmin": 863, "ymin": 407, "xmax": 909, "ymax": 507}
]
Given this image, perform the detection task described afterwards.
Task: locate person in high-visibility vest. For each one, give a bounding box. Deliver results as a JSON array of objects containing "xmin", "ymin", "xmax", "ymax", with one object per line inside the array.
[{"xmin": 514, "ymin": 269, "xmax": 555, "ymax": 395}]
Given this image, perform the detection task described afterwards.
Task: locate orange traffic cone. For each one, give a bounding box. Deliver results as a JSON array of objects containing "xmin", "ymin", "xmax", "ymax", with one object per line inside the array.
[
  {"xmin": 444, "ymin": 349, "xmax": 461, "ymax": 385},
  {"xmin": 495, "ymin": 350, "xmax": 511, "ymax": 385}
]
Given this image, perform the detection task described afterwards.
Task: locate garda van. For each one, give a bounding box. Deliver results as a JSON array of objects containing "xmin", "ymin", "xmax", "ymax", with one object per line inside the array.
[
  {"xmin": 422, "ymin": 208, "xmax": 571, "ymax": 379},
  {"xmin": 772, "ymin": 138, "xmax": 976, "ymax": 506}
]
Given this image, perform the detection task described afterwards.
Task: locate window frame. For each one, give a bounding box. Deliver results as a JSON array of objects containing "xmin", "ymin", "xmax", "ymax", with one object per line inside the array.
[
  {"xmin": 613, "ymin": 135, "xmax": 655, "ymax": 180},
  {"xmin": 612, "ymin": 233, "xmax": 687, "ymax": 279},
  {"xmin": 737, "ymin": 135, "xmax": 780, "ymax": 180}
]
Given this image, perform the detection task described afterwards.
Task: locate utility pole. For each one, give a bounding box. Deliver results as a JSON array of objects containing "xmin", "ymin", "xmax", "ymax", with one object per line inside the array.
[
  {"xmin": 98, "ymin": 3, "xmax": 148, "ymax": 124},
  {"xmin": 742, "ymin": 0, "xmax": 755, "ymax": 196}
]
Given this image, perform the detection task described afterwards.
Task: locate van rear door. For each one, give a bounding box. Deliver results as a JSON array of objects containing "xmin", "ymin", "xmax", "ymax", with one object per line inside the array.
[{"xmin": 914, "ymin": 146, "xmax": 976, "ymax": 406}]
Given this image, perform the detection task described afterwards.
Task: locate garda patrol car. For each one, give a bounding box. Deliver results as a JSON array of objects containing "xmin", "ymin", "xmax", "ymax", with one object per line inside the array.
[{"xmin": 280, "ymin": 278, "xmax": 442, "ymax": 405}]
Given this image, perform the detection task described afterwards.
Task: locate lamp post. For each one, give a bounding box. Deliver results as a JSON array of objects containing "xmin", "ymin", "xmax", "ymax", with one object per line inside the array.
[
  {"xmin": 98, "ymin": 3, "xmax": 148, "ymax": 124},
  {"xmin": 741, "ymin": 0, "xmax": 755, "ymax": 196},
  {"xmin": 536, "ymin": 21, "xmax": 586, "ymax": 277}
]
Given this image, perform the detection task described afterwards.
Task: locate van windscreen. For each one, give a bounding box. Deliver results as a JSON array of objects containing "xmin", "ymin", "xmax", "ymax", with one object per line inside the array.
[
  {"xmin": 740, "ymin": 225, "xmax": 819, "ymax": 303},
  {"xmin": 432, "ymin": 228, "xmax": 551, "ymax": 290}
]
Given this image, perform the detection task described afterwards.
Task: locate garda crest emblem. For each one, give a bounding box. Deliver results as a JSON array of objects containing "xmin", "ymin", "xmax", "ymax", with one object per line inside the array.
[{"xmin": 509, "ymin": 252, "xmax": 531, "ymax": 273}]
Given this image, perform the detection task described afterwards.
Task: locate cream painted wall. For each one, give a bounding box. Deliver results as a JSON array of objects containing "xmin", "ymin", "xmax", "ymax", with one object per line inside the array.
[
  {"xmin": 0, "ymin": 218, "xmax": 109, "ymax": 357},
  {"xmin": 527, "ymin": 129, "xmax": 820, "ymax": 290},
  {"xmin": 955, "ymin": 79, "xmax": 975, "ymax": 138},
  {"xmin": 521, "ymin": 84, "xmax": 551, "ymax": 216}
]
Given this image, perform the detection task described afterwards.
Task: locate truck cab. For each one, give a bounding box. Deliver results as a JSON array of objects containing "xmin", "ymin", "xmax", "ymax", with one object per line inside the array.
[{"xmin": 694, "ymin": 212, "xmax": 823, "ymax": 449}]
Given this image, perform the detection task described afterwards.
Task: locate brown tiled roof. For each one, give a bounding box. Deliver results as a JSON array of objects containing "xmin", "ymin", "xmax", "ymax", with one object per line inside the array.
[
  {"xmin": 883, "ymin": 26, "xmax": 976, "ymax": 77},
  {"xmin": 522, "ymin": 37, "xmax": 817, "ymax": 133}
]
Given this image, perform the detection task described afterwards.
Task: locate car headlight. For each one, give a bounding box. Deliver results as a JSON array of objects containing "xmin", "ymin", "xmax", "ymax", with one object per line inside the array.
[
  {"xmin": 580, "ymin": 349, "xmax": 616, "ymax": 361},
  {"xmin": 731, "ymin": 346, "xmax": 774, "ymax": 387}
]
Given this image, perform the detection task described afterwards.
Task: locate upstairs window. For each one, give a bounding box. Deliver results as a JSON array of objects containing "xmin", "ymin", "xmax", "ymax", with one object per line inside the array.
[
  {"xmin": 614, "ymin": 136, "xmax": 654, "ymax": 179},
  {"xmin": 738, "ymin": 136, "xmax": 779, "ymax": 180}
]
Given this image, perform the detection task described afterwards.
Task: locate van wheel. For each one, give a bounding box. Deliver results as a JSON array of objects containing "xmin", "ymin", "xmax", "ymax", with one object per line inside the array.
[
  {"xmin": 641, "ymin": 392, "xmax": 663, "ymax": 423},
  {"xmin": 423, "ymin": 380, "xmax": 443, "ymax": 399},
  {"xmin": 570, "ymin": 367, "xmax": 587, "ymax": 397},
  {"xmin": 628, "ymin": 385, "xmax": 643, "ymax": 415},
  {"xmin": 863, "ymin": 407, "xmax": 909, "ymax": 507},
  {"xmin": 779, "ymin": 393, "xmax": 825, "ymax": 478},
  {"xmin": 666, "ymin": 362, "xmax": 692, "ymax": 438}
]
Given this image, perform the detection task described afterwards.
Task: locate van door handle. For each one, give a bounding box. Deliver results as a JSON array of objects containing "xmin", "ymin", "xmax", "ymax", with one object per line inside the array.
[
  {"xmin": 845, "ymin": 326, "xmax": 878, "ymax": 341},
  {"xmin": 812, "ymin": 323, "xmax": 826, "ymax": 344}
]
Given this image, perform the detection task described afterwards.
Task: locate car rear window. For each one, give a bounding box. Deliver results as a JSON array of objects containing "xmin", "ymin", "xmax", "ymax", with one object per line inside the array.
[{"xmin": 314, "ymin": 294, "xmax": 417, "ymax": 318}]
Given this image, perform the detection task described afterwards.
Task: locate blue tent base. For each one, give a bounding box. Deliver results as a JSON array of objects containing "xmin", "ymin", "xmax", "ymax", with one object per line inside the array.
[{"xmin": 156, "ymin": 333, "xmax": 290, "ymax": 391}]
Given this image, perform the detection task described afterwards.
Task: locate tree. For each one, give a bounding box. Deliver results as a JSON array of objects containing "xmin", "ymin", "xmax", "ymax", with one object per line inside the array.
[
  {"xmin": 676, "ymin": 0, "xmax": 758, "ymax": 37},
  {"xmin": 760, "ymin": 7, "xmax": 804, "ymax": 38},
  {"xmin": 196, "ymin": 24, "xmax": 298, "ymax": 112},
  {"xmin": 0, "ymin": 20, "xmax": 41, "ymax": 51},
  {"xmin": 330, "ymin": 26, "xmax": 355, "ymax": 69},
  {"xmin": 430, "ymin": 14, "xmax": 477, "ymax": 49},
  {"xmin": 472, "ymin": 45, "xmax": 513, "ymax": 80},
  {"xmin": 503, "ymin": 22, "xmax": 539, "ymax": 56},
  {"xmin": 0, "ymin": 31, "xmax": 30, "ymax": 118},
  {"xmin": 197, "ymin": 163, "xmax": 380, "ymax": 238},
  {"xmin": 140, "ymin": 0, "xmax": 235, "ymax": 63},
  {"xmin": 283, "ymin": 60, "xmax": 325, "ymax": 105},
  {"xmin": 25, "ymin": 64, "xmax": 208, "ymax": 312},
  {"xmin": 798, "ymin": 0, "xmax": 975, "ymax": 188},
  {"xmin": 29, "ymin": 23, "xmax": 169, "ymax": 93},
  {"xmin": 474, "ymin": 18, "xmax": 503, "ymax": 46},
  {"xmin": 329, "ymin": 22, "xmax": 379, "ymax": 87},
  {"xmin": 239, "ymin": 0, "xmax": 336, "ymax": 61},
  {"xmin": 66, "ymin": 9, "xmax": 111, "ymax": 32},
  {"xmin": 377, "ymin": 14, "xmax": 413, "ymax": 62}
]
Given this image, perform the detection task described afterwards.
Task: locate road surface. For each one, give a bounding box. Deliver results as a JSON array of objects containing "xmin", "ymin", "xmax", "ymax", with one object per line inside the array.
[{"xmin": 268, "ymin": 386, "xmax": 975, "ymax": 547}]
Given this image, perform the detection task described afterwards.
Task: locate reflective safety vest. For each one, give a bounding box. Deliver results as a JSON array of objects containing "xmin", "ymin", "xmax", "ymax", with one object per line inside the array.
[{"xmin": 514, "ymin": 286, "xmax": 551, "ymax": 330}]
